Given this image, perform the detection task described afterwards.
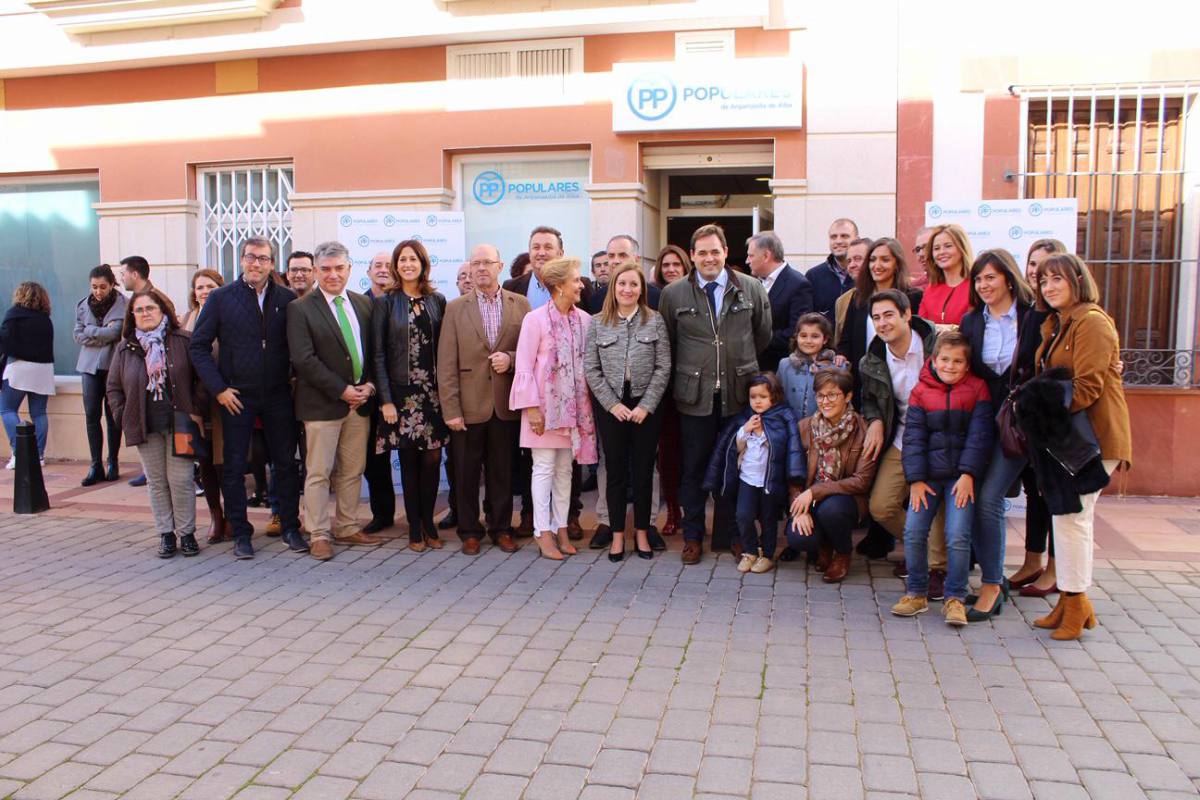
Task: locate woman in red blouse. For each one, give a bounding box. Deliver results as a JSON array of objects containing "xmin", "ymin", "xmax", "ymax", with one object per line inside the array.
[{"xmin": 917, "ymin": 224, "xmax": 973, "ymax": 326}]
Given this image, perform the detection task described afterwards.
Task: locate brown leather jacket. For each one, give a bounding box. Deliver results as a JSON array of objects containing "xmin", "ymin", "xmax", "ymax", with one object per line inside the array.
[
  {"xmin": 106, "ymin": 329, "xmax": 206, "ymax": 447},
  {"xmin": 798, "ymin": 411, "xmax": 879, "ymax": 520}
]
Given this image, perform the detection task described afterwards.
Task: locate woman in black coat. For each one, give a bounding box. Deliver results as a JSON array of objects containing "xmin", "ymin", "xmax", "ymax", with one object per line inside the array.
[
  {"xmin": 0, "ymin": 282, "xmax": 55, "ymax": 465},
  {"xmin": 371, "ymin": 238, "xmax": 448, "ymax": 551}
]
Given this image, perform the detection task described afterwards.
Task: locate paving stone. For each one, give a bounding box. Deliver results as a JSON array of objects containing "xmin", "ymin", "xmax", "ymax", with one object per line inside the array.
[
  {"xmin": 968, "ymin": 762, "xmax": 1034, "ymax": 800},
  {"xmin": 697, "ymin": 756, "xmax": 752, "ymax": 795},
  {"xmin": 463, "ymin": 772, "xmax": 527, "ymax": 800},
  {"xmin": 353, "ymin": 761, "xmax": 425, "ymax": 800},
  {"xmin": 524, "ymin": 763, "xmax": 587, "ymax": 800},
  {"xmin": 809, "ymin": 764, "xmax": 865, "ymax": 800},
  {"xmin": 415, "ymin": 753, "xmax": 485, "ymax": 792},
  {"xmin": 588, "ymin": 747, "xmax": 647, "ymax": 788},
  {"xmin": 484, "ymin": 738, "xmax": 547, "ymax": 777}
]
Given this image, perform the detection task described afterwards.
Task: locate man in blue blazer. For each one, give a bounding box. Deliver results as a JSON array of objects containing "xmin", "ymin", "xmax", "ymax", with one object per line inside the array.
[
  {"xmin": 190, "ymin": 236, "xmax": 306, "ymax": 559},
  {"xmin": 748, "ymin": 231, "xmax": 813, "ymax": 371},
  {"xmin": 807, "ymin": 218, "xmax": 858, "ymax": 322}
]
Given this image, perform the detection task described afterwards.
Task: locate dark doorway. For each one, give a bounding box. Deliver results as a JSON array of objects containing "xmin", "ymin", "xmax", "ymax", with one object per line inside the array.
[{"xmin": 667, "ymin": 216, "xmax": 755, "ymax": 274}]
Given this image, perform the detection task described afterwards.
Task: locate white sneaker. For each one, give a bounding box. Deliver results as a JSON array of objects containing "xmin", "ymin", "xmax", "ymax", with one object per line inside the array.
[{"xmin": 5, "ymin": 456, "xmax": 14, "ymax": 470}]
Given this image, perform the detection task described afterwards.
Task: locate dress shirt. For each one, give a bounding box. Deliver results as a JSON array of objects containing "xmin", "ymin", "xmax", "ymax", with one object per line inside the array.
[
  {"xmin": 761, "ymin": 262, "xmax": 787, "ymax": 293},
  {"xmin": 737, "ymin": 426, "xmax": 769, "ymax": 488},
  {"xmin": 886, "ymin": 331, "xmax": 924, "ymax": 451},
  {"xmin": 526, "ymin": 273, "xmax": 552, "ymax": 310},
  {"xmin": 319, "ymin": 286, "xmax": 364, "ymax": 366},
  {"xmin": 982, "ymin": 301, "xmax": 1019, "ymax": 376},
  {"xmin": 697, "ymin": 269, "xmax": 729, "ymax": 319},
  {"xmin": 476, "ymin": 287, "xmax": 503, "ymax": 349}
]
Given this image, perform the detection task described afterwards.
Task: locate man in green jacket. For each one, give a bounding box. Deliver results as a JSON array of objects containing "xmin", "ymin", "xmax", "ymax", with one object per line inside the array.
[
  {"xmin": 859, "ymin": 289, "xmax": 946, "ymax": 595},
  {"xmin": 660, "ymin": 223, "xmax": 772, "ymax": 565}
]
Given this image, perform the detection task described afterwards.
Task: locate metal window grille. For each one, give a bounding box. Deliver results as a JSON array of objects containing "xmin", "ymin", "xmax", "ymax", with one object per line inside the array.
[
  {"xmin": 1014, "ymin": 82, "xmax": 1199, "ymax": 387},
  {"xmin": 199, "ymin": 164, "xmax": 294, "ymax": 280}
]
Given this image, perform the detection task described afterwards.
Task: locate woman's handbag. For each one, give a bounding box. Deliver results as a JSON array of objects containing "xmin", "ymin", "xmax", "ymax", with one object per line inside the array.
[
  {"xmin": 172, "ymin": 411, "xmax": 210, "ymax": 461},
  {"xmin": 995, "ymin": 389, "xmax": 1027, "ymax": 459}
]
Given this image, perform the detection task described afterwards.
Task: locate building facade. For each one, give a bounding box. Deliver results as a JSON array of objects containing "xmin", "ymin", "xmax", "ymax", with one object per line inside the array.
[{"xmin": 0, "ymin": 0, "xmax": 1197, "ymax": 494}]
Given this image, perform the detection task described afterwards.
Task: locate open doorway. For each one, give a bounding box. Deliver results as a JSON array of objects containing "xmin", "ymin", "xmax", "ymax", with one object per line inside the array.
[{"xmin": 660, "ymin": 169, "xmax": 774, "ymax": 270}]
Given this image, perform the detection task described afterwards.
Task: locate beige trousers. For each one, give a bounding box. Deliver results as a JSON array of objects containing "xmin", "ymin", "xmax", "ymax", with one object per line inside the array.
[
  {"xmin": 868, "ymin": 445, "xmax": 947, "ymax": 571},
  {"xmin": 303, "ymin": 412, "xmax": 370, "ymax": 541},
  {"xmin": 1053, "ymin": 460, "xmax": 1119, "ymax": 593}
]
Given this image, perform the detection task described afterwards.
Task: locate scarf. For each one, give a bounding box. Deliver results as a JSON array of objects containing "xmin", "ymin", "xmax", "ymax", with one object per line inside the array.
[
  {"xmin": 542, "ymin": 304, "xmax": 597, "ymax": 463},
  {"xmin": 135, "ymin": 318, "xmax": 169, "ymax": 400},
  {"xmin": 811, "ymin": 409, "xmax": 858, "ymax": 484},
  {"xmin": 788, "ymin": 347, "xmax": 837, "ymax": 372},
  {"xmin": 88, "ymin": 289, "xmax": 118, "ymax": 325}
]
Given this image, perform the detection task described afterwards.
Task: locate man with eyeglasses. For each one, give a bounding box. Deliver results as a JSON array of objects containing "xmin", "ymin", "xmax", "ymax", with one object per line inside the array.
[
  {"xmin": 190, "ymin": 236, "xmax": 307, "ymax": 559},
  {"xmin": 286, "ymin": 251, "xmax": 315, "ymax": 298},
  {"xmin": 910, "ymin": 226, "xmax": 933, "ymax": 289},
  {"xmin": 438, "ymin": 243, "xmax": 530, "ymax": 555}
]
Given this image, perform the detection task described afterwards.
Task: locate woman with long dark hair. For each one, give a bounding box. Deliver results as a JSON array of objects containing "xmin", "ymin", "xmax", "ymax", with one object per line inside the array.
[
  {"xmin": 372, "ymin": 239, "xmax": 449, "ymax": 551},
  {"xmin": 74, "ymin": 264, "xmax": 127, "ymax": 485}
]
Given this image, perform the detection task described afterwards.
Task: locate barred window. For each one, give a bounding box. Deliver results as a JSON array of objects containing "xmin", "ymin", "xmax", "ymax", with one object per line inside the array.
[
  {"xmin": 199, "ymin": 164, "xmax": 294, "ymax": 280},
  {"xmin": 1018, "ymin": 83, "xmax": 1199, "ymax": 386}
]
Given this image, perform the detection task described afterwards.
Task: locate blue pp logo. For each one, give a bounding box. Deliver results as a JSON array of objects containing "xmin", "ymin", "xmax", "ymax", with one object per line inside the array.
[
  {"xmin": 978, "ymin": 203, "xmax": 992, "ymax": 218},
  {"xmin": 928, "ymin": 205, "xmax": 942, "ymax": 219},
  {"xmin": 357, "ymin": 235, "xmax": 370, "ymax": 247},
  {"xmin": 339, "ymin": 214, "xmax": 352, "ymax": 227},
  {"xmin": 472, "ymin": 171, "xmax": 506, "ymax": 206},
  {"xmin": 359, "ymin": 278, "xmax": 368, "ymax": 290},
  {"xmin": 383, "ymin": 215, "xmax": 397, "ymax": 227},
  {"xmin": 1029, "ymin": 202, "xmax": 1043, "ymax": 216},
  {"xmin": 412, "ymin": 234, "xmax": 423, "ymax": 242},
  {"xmin": 627, "ymin": 73, "xmax": 677, "ymax": 121},
  {"xmin": 430, "ymin": 255, "xmax": 439, "ymax": 266},
  {"xmin": 1008, "ymin": 225, "xmax": 1023, "ymax": 240},
  {"xmin": 426, "ymin": 215, "xmax": 438, "ymax": 227}
]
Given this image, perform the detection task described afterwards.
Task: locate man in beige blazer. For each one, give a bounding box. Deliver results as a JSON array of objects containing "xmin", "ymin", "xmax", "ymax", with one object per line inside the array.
[
  {"xmin": 438, "ymin": 243, "xmax": 531, "ymax": 555},
  {"xmin": 288, "ymin": 240, "xmax": 382, "ymax": 561}
]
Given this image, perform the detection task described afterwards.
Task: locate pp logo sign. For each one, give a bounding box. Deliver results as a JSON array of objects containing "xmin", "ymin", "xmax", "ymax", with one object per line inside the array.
[
  {"xmin": 627, "ymin": 73, "xmax": 677, "ymax": 121},
  {"xmin": 339, "ymin": 214, "xmax": 353, "ymax": 227},
  {"xmin": 1029, "ymin": 203, "xmax": 1043, "ymax": 216},
  {"xmin": 978, "ymin": 203, "xmax": 992, "ymax": 218},
  {"xmin": 426, "ymin": 215, "xmax": 438, "ymax": 227},
  {"xmin": 472, "ymin": 170, "xmax": 505, "ymax": 206},
  {"xmin": 1008, "ymin": 226, "xmax": 1023, "ymax": 240},
  {"xmin": 358, "ymin": 277, "xmax": 369, "ymax": 290},
  {"xmin": 928, "ymin": 205, "xmax": 943, "ymax": 219},
  {"xmin": 357, "ymin": 235, "xmax": 370, "ymax": 247},
  {"xmin": 383, "ymin": 214, "xmax": 397, "ymax": 227}
]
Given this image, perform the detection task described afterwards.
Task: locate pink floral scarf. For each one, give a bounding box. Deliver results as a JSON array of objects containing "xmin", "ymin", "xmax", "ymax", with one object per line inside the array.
[{"xmin": 543, "ymin": 304, "xmax": 597, "ymax": 463}]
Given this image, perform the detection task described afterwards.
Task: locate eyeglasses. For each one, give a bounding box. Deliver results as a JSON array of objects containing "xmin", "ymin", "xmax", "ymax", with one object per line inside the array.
[
  {"xmin": 469, "ymin": 260, "xmax": 500, "ymax": 268},
  {"xmin": 815, "ymin": 392, "xmax": 844, "ymax": 403},
  {"xmin": 132, "ymin": 306, "xmax": 161, "ymax": 315},
  {"xmin": 288, "ymin": 266, "xmax": 313, "ymax": 274},
  {"xmin": 912, "ymin": 245, "xmax": 926, "ymax": 254},
  {"xmin": 242, "ymin": 254, "xmax": 274, "ymax": 265}
]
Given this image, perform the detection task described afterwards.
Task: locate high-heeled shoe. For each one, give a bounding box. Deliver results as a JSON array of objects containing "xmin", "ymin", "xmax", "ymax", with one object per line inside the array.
[
  {"xmin": 535, "ymin": 532, "xmax": 564, "ymax": 561},
  {"xmin": 556, "ymin": 529, "xmax": 577, "ymax": 556},
  {"xmin": 1050, "ymin": 592, "xmax": 1097, "ymax": 641},
  {"xmin": 966, "ymin": 578, "xmax": 1011, "ymax": 606},
  {"xmin": 608, "ymin": 532, "xmax": 625, "ymax": 563},
  {"xmin": 1007, "ymin": 568, "xmax": 1044, "ymax": 588},
  {"xmin": 1020, "ymin": 580, "xmax": 1058, "ymax": 598},
  {"xmin": 966, "ymin": 590, "xmax": 1005, "ymax": 622},
  {"xmin": 633, "ymin": 531, "xmax": 653, "ymax": 560},
  {"xmin": 1034, "ymin": 594, "xmax": 1066, "ymax": 629}
]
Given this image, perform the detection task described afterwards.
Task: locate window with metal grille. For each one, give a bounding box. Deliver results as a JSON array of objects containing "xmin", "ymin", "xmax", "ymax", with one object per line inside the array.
[
  {"xmin": 1016, "ymin": 83, "xmax": 1199, "ymax": 387},
  {"xmin": 199, "ymin": 164, "xmax": 294, "ymax": 280}
]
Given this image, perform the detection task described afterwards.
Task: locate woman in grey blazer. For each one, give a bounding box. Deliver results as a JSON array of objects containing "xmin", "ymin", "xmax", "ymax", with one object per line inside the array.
[
  {"xmin": 584, "ymin": 261, "xmax": 672, "ymax": 561},
  {"xmin": 74, "ymin": 264, "xmax": 127, "ymax": 486}
]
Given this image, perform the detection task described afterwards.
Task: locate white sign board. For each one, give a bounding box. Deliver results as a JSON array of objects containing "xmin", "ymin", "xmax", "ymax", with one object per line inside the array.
[
  {"xmin": 924, "ymin": 199, "xmax": 1078, "ymax": 267},
  {"xmin": 337, "ymin": 211, "xmax": 467, "ymax": 297},
  {"xmin": 612, "ymin": 58, "xmax": 803, "ymax": 133}
]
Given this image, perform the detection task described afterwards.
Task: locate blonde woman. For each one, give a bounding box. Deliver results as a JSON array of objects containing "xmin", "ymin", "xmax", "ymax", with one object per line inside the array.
[{"xmin": 918, "ymin": 223, "xmax": 973, "ymax": 326}]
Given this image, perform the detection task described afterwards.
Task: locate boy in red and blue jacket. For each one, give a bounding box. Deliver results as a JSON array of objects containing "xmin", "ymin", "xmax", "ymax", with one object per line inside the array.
[{"xmin": 891, "ymin": 331, "xmax": 993, "ymax": 626}]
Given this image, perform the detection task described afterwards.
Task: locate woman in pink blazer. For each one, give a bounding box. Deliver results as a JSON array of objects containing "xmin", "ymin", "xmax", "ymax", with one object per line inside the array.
[{"xmin": 509, "ymin": 256, "xmax": 598, "ymax": 560}]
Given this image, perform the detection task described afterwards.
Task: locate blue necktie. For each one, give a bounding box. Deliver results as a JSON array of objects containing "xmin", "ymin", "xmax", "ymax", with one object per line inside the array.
[{"xmin": 704, "ymin": 282, "xmax": 719, "ymax": 320}]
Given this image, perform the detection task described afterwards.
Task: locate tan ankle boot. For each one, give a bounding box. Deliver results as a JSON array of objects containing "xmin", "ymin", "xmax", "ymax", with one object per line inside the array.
[
  {"xmin": 1034, "ymin": 594, "xmax": 1066, "ymax": 629},
  {"xmin": 534, "ymin": 532, "xmax": 564, "ymax": 560},
  {"xmin": 1050, "ymin": 593, "xmax": 1098, "ymax": 641}
]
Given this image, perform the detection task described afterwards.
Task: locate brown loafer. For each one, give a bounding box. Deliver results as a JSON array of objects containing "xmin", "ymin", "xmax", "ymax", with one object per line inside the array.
[
  {"xmin": 492, "ymin": 533, "xmax": 519, "ymax": 553},
  {"xmin": 681, "ymin": 541, "xmax": 702, "ymax": 565},
  {"xmin": 409, "ymin": 540, "xmax": 427, "ymax": 553},
  {"xmin": 822, "ymin": 553, "xmax": 851, "ymax": 583},
  {"xmin": 461, "ymin": 538, "xmax": 481, "ymax": 556},
  {"xmin": 567, "ymin": 518, "xmax": 585, "ymax": 541},
  {"xmin": 310, "ymin": 539, "xmax": 334, "ymax": 561},
  {"xmin": 426, "ymin": 536, "xmax": 444, "ymax": 550},
  {"xmin": 335, "ymin": 531, "xmax": 383, "ymax": 547}
]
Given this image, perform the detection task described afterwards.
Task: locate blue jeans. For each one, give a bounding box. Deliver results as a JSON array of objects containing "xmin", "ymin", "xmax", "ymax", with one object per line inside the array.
[
  {"xmin": 735, "ymin": 480, "xmax": 783, "ymax": 557},
  {"xmin": 1, "ymin": 379, "xmax": 49, "ymax": 457},
  {"xmin": 903, "ymin": 476, "xmax": 974, "ymax": 601},
  {"xmin": 973, "ymin": 442, "xmax": 1026, "ymax": 586}
]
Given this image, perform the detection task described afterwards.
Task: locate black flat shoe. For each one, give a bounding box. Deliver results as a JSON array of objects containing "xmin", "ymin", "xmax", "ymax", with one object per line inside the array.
[
  {"xmin": 81, "ymin": 463, "xmax": 103, "ymax": 487},
  {"xmin": 179, "ymin": 534, "xmax": 199, "ymax": 557},
  {"xmin": 247, "ymin": 492, "xmax": 266, "ymax": 508},
  {"xmin": 362, "ymin": 518, "xmax": 393, "ymax": 534},
  {"xmin": 283, "ymin": 530, "xmax": 310, "ymax": 553},
  {"xmin": 233, "ymin": 539, "xmax": 255, "ymax": 560},
  {"xmin": 589, "ymin": 524, "xmax": 613, "ymax": 550},
  {"xmin": 438, "ymin": 512, "xmax": 458, "ymax": 530},
  {"xmin": 636, "ymin": 546, "xmax": 654, "ymax": 560},
  {"xmin": 157, "ymin": 533, "xmax": 177, "ymax": 558},
  {"xmin": 647, "ymin": 527, "xmax": 666, "ymax": 552},
  {"xmin": 778, "ymin": 547, "xmax": 799, "ymax": 562},
  {"xmin": 105, "ymin": 462, "xmax": 120, "ymax": 482}
]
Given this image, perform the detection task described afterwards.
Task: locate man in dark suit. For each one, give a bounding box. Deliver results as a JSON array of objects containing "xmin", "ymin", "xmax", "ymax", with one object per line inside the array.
[
  {"xmin": 807, "ymin": 217, "xmax": 858, "ymax": 322},
  {"xmin": 360, "ymin": 251, "xmax": 396, "ymax": 534},
  {"xmin": 747, "ymin": 230, "xmax": 813, "ymax": 371},
  {"xmin": 501, "ymin": 225, "xmax": 592, "ymax": 538},
  {"xmin": 287, "ymin": 240, "xmax": 383, "ymax": 561},
  {"xmin": 585, "ymin": 234, "xmax": 661, "ymax": 313},
  {"xmin": 438, "ymin": 243, "xmax": 530, "ymax": 555},
  {"xmin": 191, "ymin": 236, "xmax": 306, "ymax": 559}
]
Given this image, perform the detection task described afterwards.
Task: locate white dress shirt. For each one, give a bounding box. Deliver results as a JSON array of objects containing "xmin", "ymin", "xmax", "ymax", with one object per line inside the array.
[
  {"xmin": 761, "ymin": 262, "xmax": 787, "ymax": 293},
  {"xmin": 319, "ymin": 286, "xmax": 364, "ymax": 364},
  {"xmin": 887, "ymin": 331, "xmax": 924, "ymax": 451}
]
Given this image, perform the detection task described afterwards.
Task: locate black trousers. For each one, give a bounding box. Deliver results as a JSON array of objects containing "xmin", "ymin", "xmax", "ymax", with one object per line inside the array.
[
  {"xmin": 364, "ymin": 416, "xmax": 396, "ymax": 524},
  {"xmin": 592, "ymin": 394, "xmax": 662, "ymax": 531},
  {"xmin": 1020, "ymin": 466, "xmax": 1055, "ymax": 557},
  {"xmin": 221, "ymin": 390, "xmax": 300, "ymax": 541},
  {"xmin": 81, "ymin": 370, "xmax": 120, "ymax": 466},
  {"xmin": 786, "ymin": 494, "xmax": 860, "ymax": 556},
  {"xmin": 679, "ymin": 394, "xmax": 736, "ymax": 549},
  {"xmin": 735, "ymin": 480, "xmax": 784, "ymax": 556},
  {"xmin": 452, "ymin": 415, "xmax": 518, "ymax": 540}
]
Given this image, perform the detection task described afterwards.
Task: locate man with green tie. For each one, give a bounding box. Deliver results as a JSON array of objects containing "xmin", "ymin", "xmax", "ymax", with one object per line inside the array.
[{"xmin": 288, "ymin": 240, "xmax": 383, "ymax": 561}]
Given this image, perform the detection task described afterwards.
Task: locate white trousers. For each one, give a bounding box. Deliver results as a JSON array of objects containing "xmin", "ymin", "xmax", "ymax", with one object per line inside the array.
[
  {"xmin": 595, "ymin": 447, "xmax": 661, "ymax": 528},
  {"xmin": 531, "ymin": 447, "xmax": 573, "ymax": 534},
  {"xmin": 1052, "ymin": 460, "xmax": 1118, "ymax": 593}
]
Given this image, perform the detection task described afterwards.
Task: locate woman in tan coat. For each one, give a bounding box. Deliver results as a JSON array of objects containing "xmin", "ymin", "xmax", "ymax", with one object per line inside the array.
[{"xmin": 1031, "ymin": 253, "xmax": 1131, "ymax": 640}]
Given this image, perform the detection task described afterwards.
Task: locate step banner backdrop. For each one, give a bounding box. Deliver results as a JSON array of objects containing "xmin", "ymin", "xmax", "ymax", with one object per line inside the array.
[
  {"xmin": 924, "ymin": 199, "xmax": 1078, "ymax": 267},
  {"xmin": 339, "ymin": 211, "xmax": 467, "ymax": 298}
]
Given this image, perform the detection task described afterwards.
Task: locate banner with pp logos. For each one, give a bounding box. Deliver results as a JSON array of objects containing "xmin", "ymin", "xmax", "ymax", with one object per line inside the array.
[
  {"xmin": 338, "ymin": 211, "xmax": 466, "ymax": 297},
  {"xmin": 612, "ymin": 58, "xmax": 803, "ymax": 133},
  {"xmin": 924, "ymin": 199, "xmax": 1078, "ymax": 267}
]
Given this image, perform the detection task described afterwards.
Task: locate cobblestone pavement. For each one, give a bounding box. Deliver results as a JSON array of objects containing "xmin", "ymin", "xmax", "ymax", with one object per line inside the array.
[{"xmin": 0, "ymin": 465, "xmax": 1199, "ymax": 799}]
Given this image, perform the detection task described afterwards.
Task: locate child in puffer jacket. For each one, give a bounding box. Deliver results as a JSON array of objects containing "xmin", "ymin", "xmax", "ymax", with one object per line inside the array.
[
  {"xmin": 704, "ymin": 373, "xmax": 805, "ymax": 574},
  {"xmin": 777, "ymin": 312, "xmax": 845, "ymax": 420},
  {"xmin": 891, "ymin": 331, "xmax": 993, "ymax": 627}
]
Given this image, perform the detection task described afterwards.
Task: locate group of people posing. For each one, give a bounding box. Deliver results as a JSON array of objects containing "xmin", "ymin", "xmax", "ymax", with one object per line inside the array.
[{"xmin": 0, "ymin": 216, "xmax": 1130, "ymax": 641}]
